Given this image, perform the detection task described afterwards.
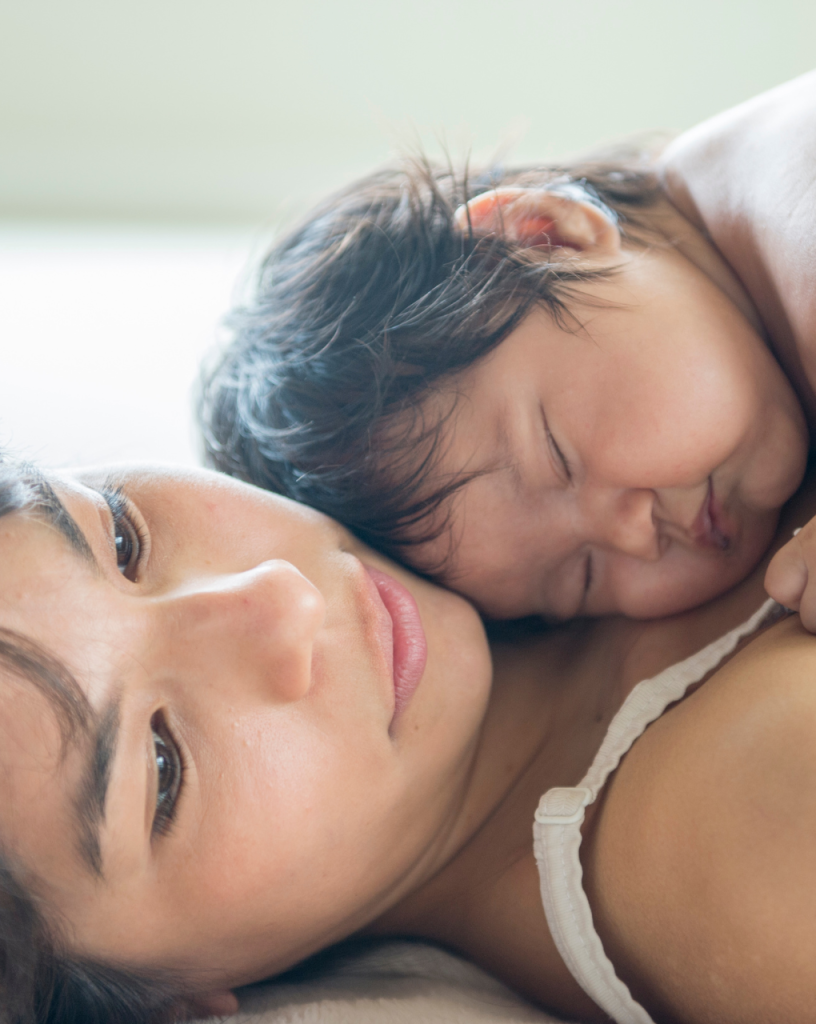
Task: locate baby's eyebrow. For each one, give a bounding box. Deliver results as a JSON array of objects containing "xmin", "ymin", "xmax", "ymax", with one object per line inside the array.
[{"xmin": 495, "ymin": 401, "xmax": 524, "ymax": 497}]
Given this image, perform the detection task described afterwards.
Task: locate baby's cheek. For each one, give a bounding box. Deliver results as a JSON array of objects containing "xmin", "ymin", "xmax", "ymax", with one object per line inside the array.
[{"xmin": 604, "ymin": 553, "xmax": 750, "ymax": 620}]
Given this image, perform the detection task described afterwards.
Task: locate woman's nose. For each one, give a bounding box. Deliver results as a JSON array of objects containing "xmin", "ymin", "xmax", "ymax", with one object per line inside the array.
[
  {"xmin": 157, "ymin": 560, "xmax": 326, "ymax": 702},
  {"xmin": 581, "ymin": 487, "xmax": 660, "ymax": 561}
]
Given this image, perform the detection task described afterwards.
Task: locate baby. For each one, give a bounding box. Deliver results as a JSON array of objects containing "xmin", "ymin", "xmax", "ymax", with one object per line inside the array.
[{"xmin": 201, "ymin": 72, "xmax": 816, "ymax": 626}]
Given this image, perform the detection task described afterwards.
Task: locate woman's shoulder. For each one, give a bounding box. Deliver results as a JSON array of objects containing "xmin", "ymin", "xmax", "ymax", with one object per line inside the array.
[{"xmin": 583, "ymin": 610, "xmax": 816, "ymax": 1023}]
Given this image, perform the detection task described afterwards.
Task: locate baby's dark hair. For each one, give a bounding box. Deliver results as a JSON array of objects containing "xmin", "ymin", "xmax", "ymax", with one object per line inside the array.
[
  {"xmin": 0, "ymin": 460, "xmax": 195, "ymax": 1024},
  {"xmin": 200, "ymin": 152, "xmax": 662, "ymax": 567}
]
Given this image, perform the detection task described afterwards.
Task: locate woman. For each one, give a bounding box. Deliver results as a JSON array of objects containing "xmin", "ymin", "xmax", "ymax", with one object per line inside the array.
[{"xmin": 0, "ymin": 457, "xmax": 815, "ymax": 1024}]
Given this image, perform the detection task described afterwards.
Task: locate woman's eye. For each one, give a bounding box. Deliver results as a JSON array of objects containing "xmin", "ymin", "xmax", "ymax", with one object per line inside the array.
[
  {"xmin": 102, "ymin": 488, "xmax": 143, "ymax": 580},
  {"xmin": 151, "ymin": 716, "xmax": 184, "ymax": 838},
  {"xmin": 113, "ymin": 516, "xmax": 138, "ymax": 576}
]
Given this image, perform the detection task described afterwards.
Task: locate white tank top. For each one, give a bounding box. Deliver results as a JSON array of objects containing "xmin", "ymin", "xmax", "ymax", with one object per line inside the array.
[{"xmin": 533, "ymin": 598, "xmax": 784, "ymax": 1024}]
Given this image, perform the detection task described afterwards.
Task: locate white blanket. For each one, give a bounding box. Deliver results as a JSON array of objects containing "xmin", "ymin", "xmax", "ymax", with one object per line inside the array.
[{"xmin": 212, "ymin": 940, "xmax": 571, "ymax": 1023}]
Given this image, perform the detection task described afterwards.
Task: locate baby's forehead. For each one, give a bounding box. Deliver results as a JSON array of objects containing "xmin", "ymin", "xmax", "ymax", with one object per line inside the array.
[{"xmin": 387, "ymin": 406, "xmax": 516, "ymax": 579}]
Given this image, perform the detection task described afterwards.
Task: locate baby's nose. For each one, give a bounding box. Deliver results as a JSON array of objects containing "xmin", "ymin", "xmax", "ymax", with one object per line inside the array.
[{"xmin": 584, "ymin": 487, "xmax": 660, "ymax": 561}]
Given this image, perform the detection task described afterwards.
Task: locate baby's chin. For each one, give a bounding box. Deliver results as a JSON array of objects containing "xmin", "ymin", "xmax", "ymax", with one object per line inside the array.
[
  {"xmin": 610, "ymin": 583, "xmax": 737, "ymax": 621},
  {"xmin": 612, "ymin": 547, "xmax": 774, "ymax": 621}
]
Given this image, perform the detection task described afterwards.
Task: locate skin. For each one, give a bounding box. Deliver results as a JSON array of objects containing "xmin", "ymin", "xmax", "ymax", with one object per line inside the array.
[
  {"xmin": 0, "ymin": 465, "xmax": 492, "ymax": 1001},
  {"xmin": 2, "ymin": 80, "xmax": 815, "ymax": 1021},
  {"xmin": 658, "ymin": 70, "xmax": 816, "ymax": 632},
  {"xmin": 4, "ymin": 462, "xmax": 816, "ymax": 1024},
  {"xmin": 402, "ymin": 190, "xmax": 808, "ymax": 620},
  {"xmin": 579, "ymin": 608, "xmax": 816, "ymax": 1024},
  {"xmin": 660, "ymin": 70, "xmax": 816, "ymax": 429}
]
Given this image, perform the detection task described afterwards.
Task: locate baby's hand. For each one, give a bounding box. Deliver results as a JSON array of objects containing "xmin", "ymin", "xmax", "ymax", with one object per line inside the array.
[{"xmin": 765, "ymin": 522, "xmax": 816, "ymax": 632}]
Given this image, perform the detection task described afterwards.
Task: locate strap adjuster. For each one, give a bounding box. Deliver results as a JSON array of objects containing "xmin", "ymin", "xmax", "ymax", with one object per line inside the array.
[{"xmin": 534, "ymin": 786, "xmax": 592, "ymax": 826}]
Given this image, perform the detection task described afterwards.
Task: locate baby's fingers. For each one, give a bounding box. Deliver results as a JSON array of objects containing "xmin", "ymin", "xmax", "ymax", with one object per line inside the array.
[
  {"xmin": 765, "ymin": 535, "xmax": 808, "ymax": 611},
  {"xmin": 765, "ymin": 526, "xmax": 816, "ymax": 632}
]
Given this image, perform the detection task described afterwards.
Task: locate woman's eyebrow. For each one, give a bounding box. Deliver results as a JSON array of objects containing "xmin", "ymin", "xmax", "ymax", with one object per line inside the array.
[
  {"xmin": 31, "ymin": 478, "xmax": 100, "ymax": 573},
  {"xmin": 31, "ymin": 481, "xmax": 121, "ymax": 878},
  {"xmin": 72, "ymin": 694, "xmax": 121, "ymax": 879}
]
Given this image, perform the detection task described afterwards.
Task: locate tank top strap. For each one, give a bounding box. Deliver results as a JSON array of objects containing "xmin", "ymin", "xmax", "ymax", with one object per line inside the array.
[{"xmin": 533, "ymin": 598, "xmax": 782, "ymax": 1024}]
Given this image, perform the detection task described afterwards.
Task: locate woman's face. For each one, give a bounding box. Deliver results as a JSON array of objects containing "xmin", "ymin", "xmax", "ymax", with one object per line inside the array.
[
  {"xmin": 0, "ymin": 465, "xmax": 490, "ymax": 987},
  {"xmin": 407, "ymin": 249, "xmax": 809, "ymax": 620}
]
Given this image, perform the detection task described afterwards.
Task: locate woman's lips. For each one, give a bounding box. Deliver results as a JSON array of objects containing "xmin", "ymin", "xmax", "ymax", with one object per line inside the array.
[
  {"xmin": 364, "ymin": 566, "xmax": 428, "ymax": 723},
  {"xmin": 692, "ymin": 479, "xmax": 731, "ymax": 551}
]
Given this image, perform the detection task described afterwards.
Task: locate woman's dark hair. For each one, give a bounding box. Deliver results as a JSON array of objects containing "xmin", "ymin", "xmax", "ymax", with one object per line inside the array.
[
  {"xmin": 0, "ymin": 460, "xmax": 193, "ymax": 1024},
  {"xmin": 200, "ymin": 151, "xmax": 663, "ymax": 567}
]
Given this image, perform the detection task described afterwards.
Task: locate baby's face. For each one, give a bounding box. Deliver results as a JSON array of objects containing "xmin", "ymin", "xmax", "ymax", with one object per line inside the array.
[{"xmin": 404, "ymin": 247, "xmax": 809, "ymax": 620}]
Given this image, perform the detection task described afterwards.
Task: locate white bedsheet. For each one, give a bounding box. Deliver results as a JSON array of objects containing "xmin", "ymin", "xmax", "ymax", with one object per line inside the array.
[{"xmin": 215, "ymin": 941, "xmax": 570, "ymax": 1024}]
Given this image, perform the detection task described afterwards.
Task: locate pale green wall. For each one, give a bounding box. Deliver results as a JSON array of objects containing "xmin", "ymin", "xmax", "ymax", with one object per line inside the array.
[{"xmin": 1, "ymin": 0, "xmax": 814, "ymax": 223}]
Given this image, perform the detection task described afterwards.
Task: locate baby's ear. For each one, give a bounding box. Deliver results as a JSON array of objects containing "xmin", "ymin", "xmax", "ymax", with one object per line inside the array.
[{"xmin": 454, "ymin": 186, "xmax": 621, "ymax": 260}]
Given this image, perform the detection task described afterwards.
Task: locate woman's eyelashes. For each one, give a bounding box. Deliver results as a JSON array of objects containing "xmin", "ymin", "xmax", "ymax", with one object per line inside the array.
[
  {"xmin": 151, "ymin": 713, "xmax": 185, "ymax": 838},
  {"xmin": 101, "ymin": 487, "xmax": 147, "ymax": 581}
]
